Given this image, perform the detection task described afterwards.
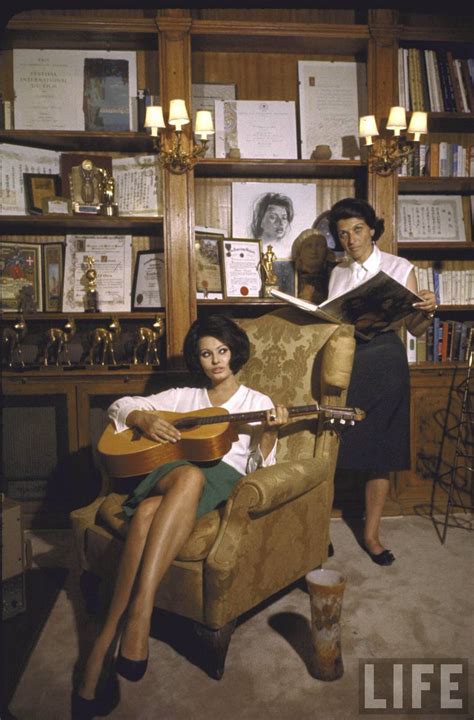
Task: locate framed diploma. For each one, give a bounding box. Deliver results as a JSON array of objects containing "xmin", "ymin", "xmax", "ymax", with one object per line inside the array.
[
  {"xmin": 0, "ymin": 242, "xmax": 43, "ymax": 312},
  {"xmin": 221, "ymin": 238, "xmax": 262, "ymax": 299},
  {"xmin": 195, "ymin": 233, "xmax": 224, "ymax": 296},
  {"xmin": 42, "ymin": 243, "xmax": 64, "ymax": 312},
  {"xmin": 132, "ymin": 250, "xmax": 165, "ymax": 310},
  {"xmin": 398, "ymin": 195, "xmax": 469, "ymax": 242},
  {"xmin": 62, "ymin": 235, "xmax": 132, "ymax": 312}
]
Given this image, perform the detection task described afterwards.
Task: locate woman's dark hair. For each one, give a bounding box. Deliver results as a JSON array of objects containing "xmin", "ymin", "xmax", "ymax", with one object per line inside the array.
[
  {"xmin": 183, "ymin": 314, "xmax": 250, "ymax": 382},
  {"xmin": 328, "ymin": 197, "xmax": 385, "ymax": 243},
  {"xmin": 251, "ymin": 192, "xmax": 294, "ymax": 238}
]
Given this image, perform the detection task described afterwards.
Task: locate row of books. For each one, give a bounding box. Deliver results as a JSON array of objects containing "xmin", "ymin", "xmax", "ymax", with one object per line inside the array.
[
  {"xmin": 398, "ymin": 47, "xmax": 474, "ymax": 113},
  {"xmin": 413, "ymin": 266, "xmax": 474, "ymax": 306},
  {"xmin": 399, "ymin": 142, "xmax": 474, "ymax": 177},
  {"xmin": 406, "ymin": 320, "xmax": 473, "ymax": 364}
]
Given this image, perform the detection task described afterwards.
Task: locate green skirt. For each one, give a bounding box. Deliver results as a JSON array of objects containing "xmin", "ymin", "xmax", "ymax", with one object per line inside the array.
[{"xmin": 122, "ymin": 459, "xmax": 242, "ymax": 520}]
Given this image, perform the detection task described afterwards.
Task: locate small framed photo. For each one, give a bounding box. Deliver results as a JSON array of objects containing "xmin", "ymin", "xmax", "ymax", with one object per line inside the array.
[
  {"xmin": 273, "ymin": 260, "xmax": 297, "ymax": 295},
  {"xmin": 42, "ymin": 243, "xmax": 64, "ymax": 312},
  {"xmin": 0, "ymin": 242, "xmax": 43, "ymax": 312},
  {"xmin": 221, "ymin": 238, "xmax": 262, "ymax": 299},
  {"xmin": 42, "ymin": 196, "xmax": 72, "ymax": 215},
  {"xmin": 23, "ymin": 173, "xmax": 61, "ymax": 215},
  {"xmin": 132, "ymin": 249, "xmax": 165, "ymax": 310},
  {"xmin": 195, "ymin": 233, "xmax": 224, "ymax": 297}
]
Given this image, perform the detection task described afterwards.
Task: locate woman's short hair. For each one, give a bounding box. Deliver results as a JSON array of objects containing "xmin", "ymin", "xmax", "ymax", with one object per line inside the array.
[
  {"xmin": 328, "ymin": 197, "xmax": 385, "ymax": 243},
  {"xmin": 183, "ymin": 314, "xmax": 250, "ymax": 381},
  {"xmin": 251, "ymin": 192, "xmax": 294, "ymax": 238}
]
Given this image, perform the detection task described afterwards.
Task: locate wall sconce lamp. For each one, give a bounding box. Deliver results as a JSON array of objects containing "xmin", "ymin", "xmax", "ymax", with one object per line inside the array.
[
  {"xmin": 359, "ymin": 107, "xmax": 428, "ymax": 176},
  {"xmin": 144, "ymin": 99, "xmax": 214, "ymax": 175}
]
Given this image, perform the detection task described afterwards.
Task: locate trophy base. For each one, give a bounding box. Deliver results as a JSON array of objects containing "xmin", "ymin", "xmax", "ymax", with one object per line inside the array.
[
  {"xmin": 99, "ymin": 204, "xmax": 119, "ymax": 217},
  {"xmin": 73, "ymin": 203, "xmax": 101, "ymax": 215},
  {"xmin": 263, "ymin": 283, "xmax": 279, "ymax": 298}
]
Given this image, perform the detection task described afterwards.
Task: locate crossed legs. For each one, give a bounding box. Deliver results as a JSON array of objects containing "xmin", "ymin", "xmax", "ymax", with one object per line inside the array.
[{"xmin": 78, "ymin": 465, "xmax": 205, "ymax": 699}]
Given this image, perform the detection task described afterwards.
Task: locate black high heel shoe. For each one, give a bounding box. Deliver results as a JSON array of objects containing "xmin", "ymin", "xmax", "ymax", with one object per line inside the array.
[
  {"xmin": 116, "ymin": 649, "xmax": 148, "ymax": 682},
  {"xmin": 71, "ymin": 691, "xmax": 97, "ymax": 720}
]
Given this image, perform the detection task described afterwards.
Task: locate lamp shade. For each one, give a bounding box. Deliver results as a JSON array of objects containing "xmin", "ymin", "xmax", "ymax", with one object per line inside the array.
[
  {"xmin": 386, "ymin": 106, "xmax": 407, "ymax": 136},
  {"xmin": 144, "ymin": 106, "xmax": 165, "ymax": 136},
  {"xmin": 194, "ymin": 110, "xmax": 214, "ymax": 139},
  {"xmin": 407, "ymin": 111, "xmax": 428, "ymax": 141},
  {"xmin": 169, "ymin": 99, "xmax": 190, "ymax": 130},
  {"xmin": 359, "ymin": 115, "xmax": 379, "ymax": 145}
]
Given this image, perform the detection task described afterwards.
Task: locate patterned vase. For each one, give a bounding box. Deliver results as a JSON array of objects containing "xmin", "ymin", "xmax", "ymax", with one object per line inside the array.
[{"xmin": 305, "ymin": 567, "xmax": 346, "ymax": 681}]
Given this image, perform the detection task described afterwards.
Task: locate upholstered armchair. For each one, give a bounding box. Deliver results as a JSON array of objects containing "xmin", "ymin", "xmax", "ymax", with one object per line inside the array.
[{"xmin": 70, "ymin": 308, "xmax": 355, "ymax": 678}]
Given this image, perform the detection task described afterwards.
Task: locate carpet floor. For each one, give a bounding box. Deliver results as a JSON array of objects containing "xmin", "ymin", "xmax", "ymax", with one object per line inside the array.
[{"xmin": 7, "ymin": 514, "xmax": 474, "ymax": 720}]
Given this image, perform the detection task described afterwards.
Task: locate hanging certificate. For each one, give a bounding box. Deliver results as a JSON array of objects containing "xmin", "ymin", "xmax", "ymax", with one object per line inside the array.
[{"xmin": 221, "ymin": 239, "xmax": 262, "ymax": 299}]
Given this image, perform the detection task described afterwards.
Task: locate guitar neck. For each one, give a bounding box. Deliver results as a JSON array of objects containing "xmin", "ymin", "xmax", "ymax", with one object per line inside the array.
[{"xmin": 174, "ymin": 404, "xmax": 321, "ymax": 429}]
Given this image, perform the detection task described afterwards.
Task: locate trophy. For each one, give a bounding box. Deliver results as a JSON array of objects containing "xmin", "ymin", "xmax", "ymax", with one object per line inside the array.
[
  {"xmin": 70, "ymin": 159, "xmax": 103, "ymax": 214},
  {"xmin": 132, "ymin": 316, "xmax": 165, "ymax": 366},
  {"xmin": 83, "ymin": 255, "xmax": 98, "ymax": 312},
  {"xmin": 98, "ymin": 168, "xmax": 119, "ymax": 217},
  {"xmin": 259, "ymin": 245, "xmax": 279, "ymax": 298}
]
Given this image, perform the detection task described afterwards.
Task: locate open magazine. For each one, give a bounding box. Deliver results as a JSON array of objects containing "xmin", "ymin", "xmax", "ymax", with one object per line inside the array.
[{"xmin": 270, "ymin": 270, "xmax": 423, "ymax": 341}]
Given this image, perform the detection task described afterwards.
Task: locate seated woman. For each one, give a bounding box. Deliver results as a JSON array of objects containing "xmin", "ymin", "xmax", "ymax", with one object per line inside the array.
[{"xmin": 73, "ymin": 315, "xmax": 288, "ymax": 718}]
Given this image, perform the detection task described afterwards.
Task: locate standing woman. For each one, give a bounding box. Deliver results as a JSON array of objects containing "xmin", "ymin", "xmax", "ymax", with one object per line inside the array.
[
  {"xmin": 73, "ymin": 315, "xmax": 288, "ymax": 718},
  {"xmin": 327, "ymin": 198, "xmax": 437, "ymax": 566}
]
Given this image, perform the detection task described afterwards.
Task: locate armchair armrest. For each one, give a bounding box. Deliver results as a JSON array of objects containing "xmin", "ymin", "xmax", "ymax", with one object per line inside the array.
[{"xmin": 238, "ymin": 457, "xmax": 325, "ymax": 516}]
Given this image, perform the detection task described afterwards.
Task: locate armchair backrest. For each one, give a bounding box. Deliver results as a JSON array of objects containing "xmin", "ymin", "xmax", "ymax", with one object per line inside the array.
[{"xmin": 237, "ymin": 309, "xmax": 355, "ymax": 462}]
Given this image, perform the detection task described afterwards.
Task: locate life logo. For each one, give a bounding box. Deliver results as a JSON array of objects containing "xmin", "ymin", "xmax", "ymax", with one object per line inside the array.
[{"xmin": 359, "ymin": 658, "xmax": 469, "ymax": 715}]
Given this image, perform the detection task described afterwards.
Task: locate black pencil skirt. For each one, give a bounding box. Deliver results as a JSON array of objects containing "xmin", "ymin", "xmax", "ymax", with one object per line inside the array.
[{"xmin": 337, "ymin": 331, "xmax": 411, "ymax": 474}]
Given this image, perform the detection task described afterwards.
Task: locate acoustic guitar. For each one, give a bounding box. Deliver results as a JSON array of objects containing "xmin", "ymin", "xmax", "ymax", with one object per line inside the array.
[{"xmin": 98, "ymin": 404, "xmax": 365, "ymax": 478}]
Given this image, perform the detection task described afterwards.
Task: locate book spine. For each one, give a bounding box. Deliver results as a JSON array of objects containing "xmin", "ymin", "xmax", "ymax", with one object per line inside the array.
[
  {"xmin": 425, "ymin": 50, "xmax": 440, "ymax": 112},
  {"xmin": 419, "ymin": 48, "xmax": 431, "ymax": 111},
  {"xmin": 416, "ymin": 330, "xmax": 427, "ymax": 363},
  {"xmin": 453, "ymin": 58, "xmax": 469, "ymax": 112},
  {"xmin": 432, "ymin": 51, "xmax": 445, "ymax": 111},
  {"xmin": 429, "ymin": 142, "xmax": 440, "ymax": 177},
  {"xmin": 446, "ymin": 51, "xmax": 464, "ymax": 112},
  {"xmin": 398, "ymin": 48, "xmax": 407, "ymax": 108},
  {"xmin": 459, "ymin": 58, "xmax": 474, "ymax": 113},
  {"xmin": 406, "ymin": 329, "xmax": 417, "ymax": 364},
  {"xmin": 436, "ymin": 50, "xmax": 456, "ymax": 112}
]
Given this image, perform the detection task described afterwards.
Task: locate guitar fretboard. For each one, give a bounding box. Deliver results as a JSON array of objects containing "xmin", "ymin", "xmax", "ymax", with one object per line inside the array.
[{"xmin": 174, "ymin": 404, "xmax": 325, "ymax": 429}]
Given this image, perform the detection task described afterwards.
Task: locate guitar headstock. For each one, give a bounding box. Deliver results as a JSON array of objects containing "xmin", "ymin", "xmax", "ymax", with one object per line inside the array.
[{"xmin": 322, "ymin": 405, "xmax": 366, "ymax": 426}]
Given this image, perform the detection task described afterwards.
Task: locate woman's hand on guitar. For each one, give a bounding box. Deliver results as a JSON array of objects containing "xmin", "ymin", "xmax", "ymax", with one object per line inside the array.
[
  {"xmin": 264, "ymin": 404, "xmax": 289, "ymax": 430},
  {"xmin": 126, "ymin": 410, "xmax": 181, "ymax": 444}
]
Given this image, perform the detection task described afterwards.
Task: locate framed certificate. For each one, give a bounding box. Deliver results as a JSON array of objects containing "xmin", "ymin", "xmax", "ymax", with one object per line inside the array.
[
  {"xmin": 42, "ymin": 243, "xmax": 64, "ymax": 311},
  {"xmin": 0, "ymin": 242, "xmax": 43, "ymax": 311},
  {"xmin": 221, "ymin": 238, "xmax": 262, "ymax": 299},
  {"xmin": 195, "ymin": 233, "xmax": 224, "ymax": 296},
  {"xmin": 62, "ymin": 235, "xmax": 132, "ymax": 312},
  {"xmin": 398, "ymin": 195, "xmax": 468, "ymax": 242},
  {"xmin": 132, "ymin": 250, "xmax": 166, "ymax": 310}
]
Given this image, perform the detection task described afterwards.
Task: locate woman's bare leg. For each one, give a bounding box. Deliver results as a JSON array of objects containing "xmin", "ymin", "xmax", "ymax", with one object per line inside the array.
[
  {"xmin": 119, "ymin": 465, "xmax": 205, "ymax": 661},
  {"xmin": 78, "ymin": 495, "xmax": 163, "ymax": 699},
  {"xmin": 364, "ymin": 476, "xmax": 390, "ymax": 555}
]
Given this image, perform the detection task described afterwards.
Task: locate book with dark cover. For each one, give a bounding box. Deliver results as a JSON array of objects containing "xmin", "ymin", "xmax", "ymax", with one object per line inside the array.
[
  {"xmin": 271, "ymin": 270, "xmax": 423, "ymax": 341},
  {"xmin": 436, "ymin": 50, "xmax": 457, "ymax": 112}
]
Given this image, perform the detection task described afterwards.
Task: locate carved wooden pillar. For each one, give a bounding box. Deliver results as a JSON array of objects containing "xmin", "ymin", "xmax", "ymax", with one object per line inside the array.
[
  {"xmin": 157, "ymin": 10, "xmax": 196, "ymax": 367},
  {"xmin": 366, "ymin": 10, "xmax": 400, "ymax": 253}
]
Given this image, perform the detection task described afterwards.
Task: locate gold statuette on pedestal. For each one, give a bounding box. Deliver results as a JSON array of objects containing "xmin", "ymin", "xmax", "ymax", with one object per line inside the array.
[
  {"xmin": 83, "ymin": 255, "xmax": 98, "ymax": 313},
  {"xmin": 259, "ymin": 244, "xmax": 279, "ymax": 298}
]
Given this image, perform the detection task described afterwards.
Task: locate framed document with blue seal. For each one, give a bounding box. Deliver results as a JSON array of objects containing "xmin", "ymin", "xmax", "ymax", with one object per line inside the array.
[{"xmin": 132, "ymin": 250, "xmax": 165, "ymax": 310}]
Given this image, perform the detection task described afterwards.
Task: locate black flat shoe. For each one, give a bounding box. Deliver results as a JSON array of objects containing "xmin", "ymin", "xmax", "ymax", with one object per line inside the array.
[
  {"xmin": 116, "ymin": 650, "xmax": 148, "ymax": 682},
  {"xmin": 71, "ymin": 691, "xmax": 97, "ymax": 720},
  {"xmin": 366, "ymin": 548, "xmax": 395, "ymax": 566}
]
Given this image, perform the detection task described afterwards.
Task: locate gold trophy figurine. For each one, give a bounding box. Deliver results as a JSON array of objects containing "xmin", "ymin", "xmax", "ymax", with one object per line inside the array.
[
  {"xmin": 259, "ymin": 244, "xmax": 279, "ymax": 298},
  {"xmin": 98, "ymin": 168, "xmax": 119, "ymax": 217},
  {"xmin": 84, "ymin": 255, "xmax": 98, "ymax": 312},
  {"xmin": 70, "ymin": 159, "xmax": 102, "ymax": 214}
]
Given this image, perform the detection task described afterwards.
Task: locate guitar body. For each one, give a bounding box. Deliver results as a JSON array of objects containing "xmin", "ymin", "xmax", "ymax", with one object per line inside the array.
[{"xmin": 98, "ymin": 407, "xmax": 238, "ymax": 477}]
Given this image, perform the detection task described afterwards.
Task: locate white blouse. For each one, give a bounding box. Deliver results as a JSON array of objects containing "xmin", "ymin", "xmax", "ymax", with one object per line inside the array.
[
  {"xmin": 328, "ymin": 244, "xmax": 414, "ymax": 299},
  {"xmin": 107, "ymin": 384, "xmax": 277, "ymax": 476}
]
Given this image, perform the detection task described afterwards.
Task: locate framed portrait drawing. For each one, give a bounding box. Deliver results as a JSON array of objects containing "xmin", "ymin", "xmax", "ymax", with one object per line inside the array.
[
  {"xmin": 231, "ymin": 181, "xmax": 317, "ymax": 260},
  {"xmin": 132, "ymin": 250, "xmax": 165, "ymax": 310},
  {"xmin": 43, "ymin": 243, "xmax": 64, "ymax": 311},
  {"xmin": 195, "ymin": 233, "xmax": 224, "ymax": 297},
  {"xmin": 0, "ymin": 242, "xmax": 42, "ymax": 311},
  {"xmin": 23, "ymin": 173, "xmax": 61, "ymax": 215},
  {"xmin": 273, "ymin": 260, "xmax": 297, "ymax": 296},
  {"xmin": 221, "ymin": 238, "xmax": 262, "ymax": 299}
]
